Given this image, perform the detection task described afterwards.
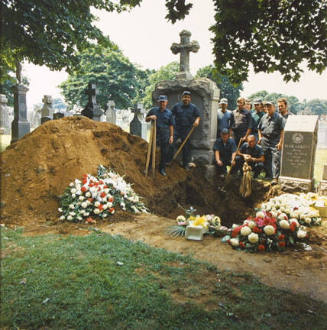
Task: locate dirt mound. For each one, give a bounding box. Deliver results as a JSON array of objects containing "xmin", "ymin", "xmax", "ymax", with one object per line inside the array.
[{"xmin": 0, "ymin": 116, "xmax": 277, "ymax": 226}]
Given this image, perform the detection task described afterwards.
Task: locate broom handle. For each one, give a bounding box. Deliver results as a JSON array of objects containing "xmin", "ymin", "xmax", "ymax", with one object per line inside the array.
[
  {"xmin": 151, "ymin": 119, "xmax": 157, "ymax": 177},
  {"xmin": 145, "ymin": 120, "xmax": 154, "ymax": 176},
  {"xmin": 172, "ymin": 126, "xmax": 195, "ymax": 161},
  {"xmin": 227, "ymin": 138, "xmax": 243, "ymax": 174}
]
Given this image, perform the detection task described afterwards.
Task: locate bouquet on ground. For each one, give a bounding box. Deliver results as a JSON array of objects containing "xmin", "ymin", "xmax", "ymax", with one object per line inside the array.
[
  {"xmin": 260, "ymin": 193, "xmax": 322, "ymax": 227},
  {"xmin": 58, "ymin": 165, "xmax": 148, "ymax": 223},
  {"xmin": 168, "ymin": 207, "xmax": 228, "ymax": 237},
  {"xmin": 222, "ymin": 210, "xmax": 308, "ymax": 252}
]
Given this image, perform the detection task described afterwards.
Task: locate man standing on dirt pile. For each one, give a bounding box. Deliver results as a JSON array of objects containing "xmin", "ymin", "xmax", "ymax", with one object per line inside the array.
[
  {"xmin": 258, "ymin": 101, "xmax": 285, "ymax": 183},
  {"xmin": 170, "ymin": 91, "xmax": 200, "ymax": 170},
  {"xmin": 146, "ymin": 95, "xmax": 174, "ymax": 176},
  {"xmin": 233, "ymin": 135, "xmax": 265, "ymax": 178},
  {"xmin": 231, "ymin": 97, "xmax": 253, "ymax": 147},
  {"xmin": 213, "ymin": 128, "xmax": 237, "ymax": 177}
]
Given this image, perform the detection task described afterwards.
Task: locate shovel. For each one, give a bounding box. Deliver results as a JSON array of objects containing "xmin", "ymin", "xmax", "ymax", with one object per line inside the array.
[
  {"xmin": 171, "ymin": 126, "xmax": 196, "ymax": 163},
  {"xmin": 225, "ymin": 138, "xmax": 243, "ymax": 183},
  {"xmin": 145, "ymin": 119, "xmax": 156, "ymax": 177}
]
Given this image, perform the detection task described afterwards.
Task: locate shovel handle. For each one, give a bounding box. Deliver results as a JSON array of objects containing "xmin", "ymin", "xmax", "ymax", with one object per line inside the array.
[
  {"xmin": 172, "ymin": 126, "xmax": 195, "ymax": 161},
  {"xmin": 145, "ymin": 120, "xmax": 155, "ymax": 176}
]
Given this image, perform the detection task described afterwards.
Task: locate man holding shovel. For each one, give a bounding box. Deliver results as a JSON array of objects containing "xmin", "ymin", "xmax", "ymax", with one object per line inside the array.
[
  {"xmin": 170, "ymin": 91, "xmax": 200, "ymax": 170},
  {"xmin": 146, "ymin": 95, "xmax": 174, "ymax": 176}
]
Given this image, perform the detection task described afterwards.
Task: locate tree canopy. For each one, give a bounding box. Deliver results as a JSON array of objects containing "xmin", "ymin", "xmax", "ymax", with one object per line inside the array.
[
  {"xmin": 59, "ymin": 42, "xmax": 151, "ymax": 110},
  {"xmin": 1, "ymin": 0, "xmax": 141, "ymax": 80},
  {"xmin": 195, "ymin": 65, "xmax": 243, "ymax": 109}
]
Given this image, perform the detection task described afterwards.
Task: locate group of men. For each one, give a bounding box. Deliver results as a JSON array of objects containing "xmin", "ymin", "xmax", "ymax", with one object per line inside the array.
[
  {"xmin": 146, "ymin": 91, "xmax": 200, "ymax": 176},
  {"xmin": 214, "ymin": 97, "xmax": 290, "ymax": 182},
  {"xmin": 146, "ymin": 91, "xmax": 291, "ymax": 182}
]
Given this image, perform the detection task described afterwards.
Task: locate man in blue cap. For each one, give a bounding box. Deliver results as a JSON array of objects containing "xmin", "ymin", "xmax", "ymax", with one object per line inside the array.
[
  {"xmin": 251, "ymin": 99, "xmax": 265, "ymax": 141},
  {"xmin": 258, "ymin": 101, "xmax": 285, "ymax": 182},
  {"xmin": 213, "ymin": 128, "xmax": 237, "ymax": 176},
  {"xmin": 171, "ymin": 91, "xmax": 200, "ymax": 169},
  {"xmin": 217, "ymin": 98, "xmax": 233, "ymax": 138},
  {"xmin": 146, "ymin": 95, "xmax": 174, "ymax": 176}
]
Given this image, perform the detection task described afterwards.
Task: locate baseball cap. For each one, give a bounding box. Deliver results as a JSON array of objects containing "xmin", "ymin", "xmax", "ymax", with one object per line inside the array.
[
  {"xmin": 221, "ymin": 128, "xmax": 229, "ymax": 134},
  {"xmin": 158, "ymin": 95, "xmax": 168, "ymax": 101},
  {"xmin": 253, "ymin": 98, "xmax": 263, "ymax": 105},
  {"xmin": 219, "ymin": 98, "xmax": 228, "ymax": 105},
  {"xmin": 182, "ymin": 91, "xmax": 191, "ymax": 96},
  {"xmin": 264, "ymin": 101, "xmax": 274, "ymax": 106}
]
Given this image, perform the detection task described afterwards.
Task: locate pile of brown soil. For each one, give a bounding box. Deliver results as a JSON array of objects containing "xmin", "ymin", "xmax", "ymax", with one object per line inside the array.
[{"xmin": 0, "ymin": 116, "xmax": 278, "ymax": 226}]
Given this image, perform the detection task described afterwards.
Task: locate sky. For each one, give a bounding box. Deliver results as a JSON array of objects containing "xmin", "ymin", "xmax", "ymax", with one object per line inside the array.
[{"xmin": 23, "ymin": 0, "xmax": 327, "ymax": 109}]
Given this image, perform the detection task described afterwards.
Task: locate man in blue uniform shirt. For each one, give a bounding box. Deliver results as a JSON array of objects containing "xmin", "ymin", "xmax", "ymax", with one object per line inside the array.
[
  {"xmin": 213, "ymin": 128, "xmax": 237, "ymax": 176},
  {"xmin": 277, "ymin": 98, "xmax": 293, "ymax": 119},
  {"xmin": 258, "ymin": 101, "xmax": 285, "ymax": 182},
  {"xmin": 171, "ymin": 91, "xmax": 200, "ymax": 169},
  {"xmin": 251, "ymin": 99, "xmax": 265, "ymax": 141},
  {"xmin": 217, "ymin": 98, "xmax": 233, "ymax": 138},
  {"xmin": 146, "ymin": 95, "xmax": 174, "ymax": 176},
  {"xmin": 231, "ymin": 97, "xmax": 253, "ymax": 146},
  {"xmin": 233, "ymin": 135, "xmax": 265, "ymax": 178}
]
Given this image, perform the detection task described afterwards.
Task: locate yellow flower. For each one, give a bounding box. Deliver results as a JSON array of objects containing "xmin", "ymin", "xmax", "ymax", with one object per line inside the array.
[
  {"xmin": 193, "ymin": 216, "xmax": 207, "ymax": 227},
  {"xmin": 189, "ymin": 216, "xmax": 196, "ymax": 221}
]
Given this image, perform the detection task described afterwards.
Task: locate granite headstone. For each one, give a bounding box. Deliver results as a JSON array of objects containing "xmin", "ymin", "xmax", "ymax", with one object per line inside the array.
[{"xmin": 279, "ymin": 115, "xmax": 319, "ymax": 192}]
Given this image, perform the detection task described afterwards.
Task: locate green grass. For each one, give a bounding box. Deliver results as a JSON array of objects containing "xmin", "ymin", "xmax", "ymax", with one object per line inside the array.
[{"xmin": 1, "ymin": 227, "xmax": 327, "ymax": 329}]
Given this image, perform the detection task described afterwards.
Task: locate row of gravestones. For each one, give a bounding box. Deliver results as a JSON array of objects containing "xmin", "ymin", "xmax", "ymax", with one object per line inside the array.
[{"xmin": 0, "ymin": 82, "xmax": 150, "ymax": 143}]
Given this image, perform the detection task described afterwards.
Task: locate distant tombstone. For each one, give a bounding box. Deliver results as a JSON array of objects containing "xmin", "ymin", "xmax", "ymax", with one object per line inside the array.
[
  {"xmin": 0, "ymin": 94, "xmax": 8, "ymax": 134},
  {"xmin": 279, "ymin": 115, "xmax": 319, "ymax": 192},
  {"xmin": 81, "ymin": 82, "xmax": 103, "ymax": 121},
  {"xmin": 53, "ymin": 112, "xmax": 64, "ymax": 120},
  {"xmin": 106, "ymin": 100, "xmax": 116, "ymax": 124},
  {"xmin": 153, "ymin": 30, "xmax": 219, "ymax": 178},
  {"xmin": 130, "ymin": 103, "xmax": 149, "ymax": 140},
  {"xmin": 11, "ymin": 84, "xmax": 30, "ymax": 143},
  {"xmin": 41, "ymin": 95, "xmax": 53, "ymax": 124},
  {"xmin": 318, "ymin": 164, "xmax": 327, "ymax": 196}
]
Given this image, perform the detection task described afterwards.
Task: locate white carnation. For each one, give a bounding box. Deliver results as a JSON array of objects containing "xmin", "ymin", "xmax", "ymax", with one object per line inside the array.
[
  {"xmin": 278, "ymin": 213, "xmax": 288, "ymax": 220},
  {"xmin": 297, "ymin": 230, "xmax": 307, "ymax": 239},
  {"xmin": 256, "ymin": 211, "xmax": 265, "ymax": 218},
  {"xmin": 248, "ymin": 232, "xmax": 259, "ymax": 243},
  {"xmin": 94, "ymin": 201, "xmax": 100, "ymax": 207},
  {"xmin": 240, "ymin": 226, "xmax": 252, "ymax": 236},
  {"xmin": 79, "ymin": 196, "xmax": 85, "ymax": 201},
  {"xmin": 94, "ymin": 208, "xmax": 100, "ymax": 214},
  {"xmin": 72, "ymin": 194, "xmax": 76, "ymax": 198},
  {"xmin": 81, "ymin": 202, "xmax": 88, "ymax": 208},
  {"xmin": 58, "ymin": 208, "xmax": 62, "ymax": 212},
  {"xmin": 59, "ymin": 215, "xmax": 65, "ymax": 220},
  {"xmin": 67, "ymin": 215, "xmax": 73, "ymax": 221},
  {"xmin": 230, "ymin": 238, "xmax": 239, "ymax": 247},
  {"xmin": 244, "ymin": 220, "xmax": 255, "ymax": 228},
  {"xmin": 69, "ymin": 182, "xmax": 74, "ymax": 187},
  {"xmin": 279, "ymin": 220, "xmax": 290, "ymax": 229},
  {"xmin": 264, "ymin": 225, "xmax": 275, "ymax": 236},
  {"xmin": 71, "ymin": 188, "xmax": 77, "ymax": 194},
  {"xmin": 85, "ymin": 192, "xmax": 91, "ymax": 197},
  {"xmin": 176, "ymin": 215, "xmax": 186, "ymax": 222},
  {"xmin": 69, "ymin": 204, "xmax": 74, "ymax": 209},
  {"xmin": 304, "ymin": 217, "xmax": 311, "ymax": 224}
]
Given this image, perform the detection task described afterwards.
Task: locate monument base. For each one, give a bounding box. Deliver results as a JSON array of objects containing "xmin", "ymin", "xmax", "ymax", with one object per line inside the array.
[
  {"xmin": 278, "ymin": 176, "xmax": 313, "ymax": 192},
  {"xmin": 318, "ymin": 180, "xmax": 327, "ymax": 196},
  {"xmin": 203, "ymin": 164, "xmax": 217, "ymax": 181},
  {"xmin": 11, "ymin": 120, "xmax": 30, "ymax": 144}
]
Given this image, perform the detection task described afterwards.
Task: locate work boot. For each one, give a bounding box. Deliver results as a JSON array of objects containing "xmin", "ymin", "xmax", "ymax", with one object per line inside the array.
[{"xmin": 159, "ymin": 168, "xmax": 167, "ymax": 176}]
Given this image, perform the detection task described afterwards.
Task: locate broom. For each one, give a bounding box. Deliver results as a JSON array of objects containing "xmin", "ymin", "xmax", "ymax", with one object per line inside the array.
[{"xmin": 240, "ymin": 161, "xmax": 252, "ymax": 198}]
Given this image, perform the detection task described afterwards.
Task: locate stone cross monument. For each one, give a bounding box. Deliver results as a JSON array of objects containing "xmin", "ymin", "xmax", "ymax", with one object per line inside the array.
[
  {"xmin": 171, "ymin": 30, "xmax": 200, "ymax": 80},
  {"xmin": 130, "ymin": 103, "xmax": 149, "ymax": 140},
  {"xmin": 81, "ymin": 82, "xmax": 103, "ymax": 121},
  {"xmin": 41, "ymin": 95, "xmax": 53, "ymax": 124},
  {"xmin": 153, "ymin": 30, "xmax": 220, "ymax": 178}
]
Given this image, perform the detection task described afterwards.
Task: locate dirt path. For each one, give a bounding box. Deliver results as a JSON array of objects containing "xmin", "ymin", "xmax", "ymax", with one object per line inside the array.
[{"xmin": 98, "ymin": 214, "xmax": 327, "ymax": 303}]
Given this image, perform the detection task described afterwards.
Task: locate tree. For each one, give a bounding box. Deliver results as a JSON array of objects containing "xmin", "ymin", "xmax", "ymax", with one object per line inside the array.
[
  {"xmin": 196, "ymin": 65, "xmax": 243, "ymax": 109},
  {"xmin": 141, "ymin": 62, "xmax": 179, "ymax": 109},
  {"xmin": 148, "ymin": 0, "xmax": 327, "ymax": 84},
  {"xmin": 59, "ymin": 43, "xmax": 151, "ymax": 110},
  {"xmin": 306, "ymin": 99, "xmax": 327, "ymax": 116},
  {"xmin": 1, "ymin": 0, "xmax": 142, "ymax": 80}
]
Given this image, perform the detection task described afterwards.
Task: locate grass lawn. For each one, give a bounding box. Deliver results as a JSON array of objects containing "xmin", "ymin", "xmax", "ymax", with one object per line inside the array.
[
  {"xmin": 1, "ymin": 227, "xmax": 327, "ymax": 329},
  {"xmin": 314, "ymin": 148, "xmax": 327, "ymax": 182}
]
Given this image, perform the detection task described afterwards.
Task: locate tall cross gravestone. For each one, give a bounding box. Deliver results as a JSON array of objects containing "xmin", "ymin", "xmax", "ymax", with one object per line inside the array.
[
  {"xmin": 81, "ymin": 82, "xmax": 103, "ymax": 121},
  {"xmin": 0, "ymin": 94, "xmax": 8, "ymax": 134},
  {"xmin": 11, "ymin": 84, "xmax": 30, "ymax": 143},
  {"xmin": 41, "ymin": 95, "xmax": 53, "ymax": 124},
  {"xmin": 130, "ymin": 103, "xmax": 149, "ymax": 140},
  {"xmin": 153, "ymin": 30, "xmax": 219, "ymax": 178},
  {"xmin": 171, "ymin": 30, "xmax": 200, "ymax": 80},
  {"xmin": 279, "ymin": 115, "xmax": 319, "ymax": 192}
]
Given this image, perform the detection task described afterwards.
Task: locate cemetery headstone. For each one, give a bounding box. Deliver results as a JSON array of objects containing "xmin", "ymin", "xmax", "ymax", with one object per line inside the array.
[
  {"xmin": 106, "ymin": 100, "xmax": 116, "ymax": 124},
  {"xmin": 154, "ymin": 30, "xmax": 220, "ymax": 178},
  {"xmin": 279, "ymin": 115, "xmax": 319, "ymax": 192},
  {"xmin": 11, "ymin": 84, "xmax": 30, "ymax": 143},
  {"xmin": 318, "ymin": 164, "xmax": 327, "ymax": 196},
  {"xmin": 53, "ymin": 112, "xmax": 65, "ymax": 120},
  {"xmin": 81, "ymin": 82, "xmax": 103, "ymax": 121},
  {"xmin": 130, "ymin": 103, "xmax": 149, "ymax": 140},
  {"xmin": 0, "ymin": 94, "xmax": 8, "ymax": 134},
  {"xmin": 41, "ymin": 95, "xmax": 53, "ymax": 124}
]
